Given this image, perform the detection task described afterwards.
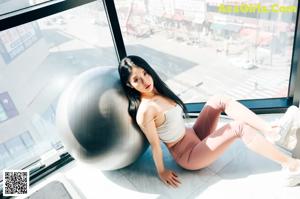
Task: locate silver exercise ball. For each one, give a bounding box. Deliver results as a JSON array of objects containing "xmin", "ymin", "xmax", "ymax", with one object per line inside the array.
[{"xmin": 56, "ymin": 66, "xmax": 149, "ymax": 170}]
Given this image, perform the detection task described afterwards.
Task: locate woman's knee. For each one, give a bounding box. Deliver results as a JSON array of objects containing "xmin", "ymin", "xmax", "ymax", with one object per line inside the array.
[
  {"xmin": 230, "ymin": 121, "xmax": 257, "ymax": 144},
  {"xmin": 207, "ymin": 94, "xmax": 234, "ymax": 111}
]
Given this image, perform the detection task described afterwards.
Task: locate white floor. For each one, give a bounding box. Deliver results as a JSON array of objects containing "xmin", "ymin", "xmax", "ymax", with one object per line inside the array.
[{"xmin": 19, "ymin": 114, "xmax": 300, "ymax": 199}]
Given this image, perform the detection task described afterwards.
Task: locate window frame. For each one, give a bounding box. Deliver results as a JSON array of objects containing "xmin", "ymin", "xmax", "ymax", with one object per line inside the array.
[{"xmin": 0, "ymin": 0, "xmax": 299, "ymax": 197}]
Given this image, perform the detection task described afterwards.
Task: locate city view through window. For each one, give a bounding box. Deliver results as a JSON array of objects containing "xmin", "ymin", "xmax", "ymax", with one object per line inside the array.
[
  {"xmin": 115, "ymin": 0, "xmax": 297, "ymax": 103},
  {"xmin": 0, "ymin": 1, "xmax": 117, "ymax": 173}
]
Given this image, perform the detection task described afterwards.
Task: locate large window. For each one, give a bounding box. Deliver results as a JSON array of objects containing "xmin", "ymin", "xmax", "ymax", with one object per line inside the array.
[
  {"xmin": 0, "ymin": 1, "xmax": 117, "ymax": 174},
  {"xmin": 0, "ymin": 0, "xmax": 300, "ymax": 194},
  {"xmin": 115, "ymin": 0, "xmax": 298, "ymax": 103}
]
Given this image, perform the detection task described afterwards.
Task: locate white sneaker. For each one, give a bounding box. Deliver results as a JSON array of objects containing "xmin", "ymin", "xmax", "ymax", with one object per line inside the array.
[
  {"xmin": 274, "ymin": 106, "xmax": 300, "ymax": 148},
  {"xmin": 281, "ymin": 166, "xmax": 300, "ymax": 187}
]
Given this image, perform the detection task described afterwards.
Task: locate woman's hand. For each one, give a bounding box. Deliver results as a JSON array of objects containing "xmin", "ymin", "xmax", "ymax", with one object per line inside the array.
[{"xmin": 158, "ymin": 169, "xmax": 181, "ymax": 188}]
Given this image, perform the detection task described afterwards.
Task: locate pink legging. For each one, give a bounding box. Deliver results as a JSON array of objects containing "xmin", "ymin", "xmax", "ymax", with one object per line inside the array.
[{"xmin": 168, "ymin": 95, "xmax": 260, "ymax": 170}]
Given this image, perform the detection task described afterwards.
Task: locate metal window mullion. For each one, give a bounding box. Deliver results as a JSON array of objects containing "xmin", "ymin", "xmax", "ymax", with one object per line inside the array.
[
  {"xmin": 102, "ymin": 0, "xmax": 126, "ymax": 62},
  {"xmin": 290, "ymin": 1, "xmax": 300, "ymax": 106}
]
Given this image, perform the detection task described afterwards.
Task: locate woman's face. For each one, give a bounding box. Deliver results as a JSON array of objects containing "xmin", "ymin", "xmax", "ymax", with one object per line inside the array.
[{"xmin": 127, "ymin": 65, "xmax": 154, "ymax": 95}]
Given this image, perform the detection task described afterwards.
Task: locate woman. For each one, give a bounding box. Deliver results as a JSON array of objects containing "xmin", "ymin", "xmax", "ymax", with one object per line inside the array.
[{"xmin": 118, "ymin": 55, "xmax": 300, "ymax": 188}]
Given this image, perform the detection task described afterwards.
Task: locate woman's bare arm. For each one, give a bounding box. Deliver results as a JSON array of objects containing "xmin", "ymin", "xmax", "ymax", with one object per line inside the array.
[
  {"xmin": 137, "ymin": 106, "xmax": 181, "ymax": 187},
  {"xmin": 137, "ymin": 106, "xmax": 165, "ymax": 174}
]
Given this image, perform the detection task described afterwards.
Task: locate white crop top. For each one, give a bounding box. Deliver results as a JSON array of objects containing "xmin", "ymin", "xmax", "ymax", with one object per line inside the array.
[{"xmin": 156, "ymin": 104, "xmax": 186, "ymax": 143}]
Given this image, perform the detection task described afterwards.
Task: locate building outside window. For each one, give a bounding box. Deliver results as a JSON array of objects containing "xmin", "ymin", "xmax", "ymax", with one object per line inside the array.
[
  {"xmin": 115, "ymin": 0, "xmax": 297, "ymax": 103},
  {"xmin": 0, "ymin": 1, "xmax": 117, "ymax": 174}
]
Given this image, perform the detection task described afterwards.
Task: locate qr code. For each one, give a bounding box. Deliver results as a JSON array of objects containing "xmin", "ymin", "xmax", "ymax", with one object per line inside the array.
[{"xmin": 3, "ymin": 170, "xmax": 29, "ymax": 196}]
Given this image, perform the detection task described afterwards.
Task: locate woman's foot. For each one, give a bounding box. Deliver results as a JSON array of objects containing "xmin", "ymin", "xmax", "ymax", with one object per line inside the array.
[{"xmin": 282, "ymin": 159, "xmax": 300, "ymax": 187}]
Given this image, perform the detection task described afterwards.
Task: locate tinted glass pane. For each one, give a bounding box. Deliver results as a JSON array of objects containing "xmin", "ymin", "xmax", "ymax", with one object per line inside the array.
[
  {"xmin": 0, "ymin": 1, "xmax": 117, "ymax": 171},
  {"xmin": 115, "ymin": 0, "xmax": 297, "ymax": 103}
]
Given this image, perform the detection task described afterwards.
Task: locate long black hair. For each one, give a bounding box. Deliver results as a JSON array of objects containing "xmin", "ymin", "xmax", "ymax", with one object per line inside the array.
[{"xmin": 118, "ymin": 55, "xmax": 188, "ymax": 123}]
